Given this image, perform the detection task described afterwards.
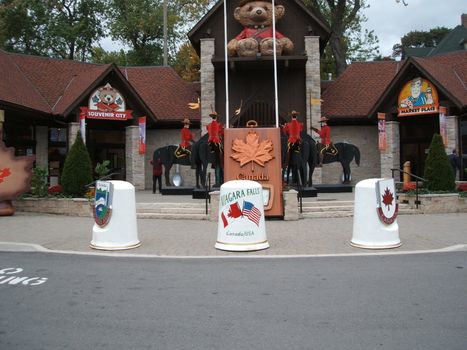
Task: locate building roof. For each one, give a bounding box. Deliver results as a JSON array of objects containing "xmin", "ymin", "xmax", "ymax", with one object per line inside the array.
[
  {"xmin": 0, "ymin": 50, "xmax": 200, "ymax": 123},
  {"xmin": 321, "ymin": 60, "xmax": 402, "ymax": 119}
]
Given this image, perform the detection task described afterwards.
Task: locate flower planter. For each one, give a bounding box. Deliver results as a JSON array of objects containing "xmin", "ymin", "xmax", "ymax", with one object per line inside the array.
[
  {"xmin": 13, "ymin": 197, "xmax": 93, "ymax": 217},
  {"xmin": 398, "ymin": 192, "xmax": 467, "ymax": 214}
]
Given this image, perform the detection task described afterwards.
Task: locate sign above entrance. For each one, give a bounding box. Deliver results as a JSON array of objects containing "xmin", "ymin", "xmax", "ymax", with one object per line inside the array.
[
  {"xmin": 81, "ymin": 83, "xmax": 133, "ymax": 121},
  {"xmin": 397, "ymin": 77, "xmax": 439, "ymax": 117}
]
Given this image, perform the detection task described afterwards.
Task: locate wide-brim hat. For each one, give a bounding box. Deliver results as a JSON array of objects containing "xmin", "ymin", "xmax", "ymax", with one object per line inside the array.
[
  {"xmin": 291, "ymin": 110, "xmax": 299, "ymax": 117},
  {"xmin": 182, "ymin": 118, "xmax": 191, "ymax": 125},
  {"xmin": 239, "ymin": 0, "xmax": 274, "ymax": 6},
  {"xmin": 209, "ymin": 111, "xmax": 218, "ymax": 118},
  {"xmin": 319, "ymin": 116, "xmax": 329, "ymax": 123}
]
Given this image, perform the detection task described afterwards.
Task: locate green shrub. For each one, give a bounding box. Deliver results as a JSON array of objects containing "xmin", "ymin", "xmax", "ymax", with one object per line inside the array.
[
  {"xmin": 31, "ymin": 166, "xmax": 49, "ymax": 197},
  {"xmin": 61, "ymin": 131, "xmax": 93, "ymax": 197},
  {"xmin": 95, "ymin": 160, "xmax": 110, "ymax": 179},
  {"xmin": 423, "ymin": 134, "xmax": 455, "ymax": 192}
]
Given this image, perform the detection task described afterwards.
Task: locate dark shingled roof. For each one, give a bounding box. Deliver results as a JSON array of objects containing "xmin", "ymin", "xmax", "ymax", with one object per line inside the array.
[
  {"xmin": 0, "ymin": 50, "xmax": 200, "ymax": 123},
  {"xmin": 323, "ymin": 51, "xmax": 467, "ymax": 120}
]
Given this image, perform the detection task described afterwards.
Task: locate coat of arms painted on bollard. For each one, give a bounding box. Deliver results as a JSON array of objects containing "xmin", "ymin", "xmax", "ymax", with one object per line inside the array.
[
  {"xmin": 93, "ymin": 181, "xmax": 113, "ymax": 227},
  {"xmin": 376, "ymin": 178, "xmax": 398, "ymax": 225}
]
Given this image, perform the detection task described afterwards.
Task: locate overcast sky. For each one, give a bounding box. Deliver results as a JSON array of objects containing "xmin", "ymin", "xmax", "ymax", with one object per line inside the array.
[
  {"xmin": 101, "ymin": 0, "xmax": 466, "ymax": 58},
  {"xmin": 362, "ymin": 0, "xmax": 466, "ymax": 57}
]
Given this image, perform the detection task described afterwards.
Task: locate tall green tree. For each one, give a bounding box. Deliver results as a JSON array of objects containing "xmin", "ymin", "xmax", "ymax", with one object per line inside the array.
[
  {"xmin": 303, "ymin": 0, "xmax": 379, "ymax": 77},
  {"xmin": 0, "ymin": 0, "xmax": 105, "ymax": 61},
  {"xmin": 391, "ymin": 27, "xmax": 451, "ymax": 59},
  {"xmin": 105, "ymin": 0, "xmax": 213, "ymax": 66},
  {"xmin": 173, "ymin": 42, "xmax": 200, "ymax": 81},
  {"xmin": 423, "ymin": 134, "xmax": 455, "ymax": 192}
]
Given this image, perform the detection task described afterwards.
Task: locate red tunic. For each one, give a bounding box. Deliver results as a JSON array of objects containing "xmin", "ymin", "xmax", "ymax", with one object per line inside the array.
[
  {"xmin": 317, "ymin": 125, "xmax": 331, "ymax": 146},
  {"xmin": 283, "ymin": 119, "xmax": 303, "ymax": 143},
  {"xmin": 180, "ymin": 128, "xmax": 193, "ymax": 147},
  {"xmin": 235, "ymin": 27, "xmax": 285, "ymax": 41},
  {"xmin": 206, "ymin": 120, "xmax": 224, "ymax": 143}
]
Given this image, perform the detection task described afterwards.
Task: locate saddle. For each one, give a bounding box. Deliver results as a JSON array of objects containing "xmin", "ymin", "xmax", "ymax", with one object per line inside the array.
[
  {"xmin": 320, "ymin": 143, "xmax": 338, "ymax": 156},
  {"xmin": 174, "ymin": 146, "xmax": 190, "ymax": 158}
]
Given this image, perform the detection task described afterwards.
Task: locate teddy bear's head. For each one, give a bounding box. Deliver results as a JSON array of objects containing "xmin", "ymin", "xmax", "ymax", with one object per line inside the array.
[
  {"xmin": 234, "ymin": 0, "xmax": 285, "ymax": 28},
  {"xmin": 98, "ymin": 83, "xmax": 117, "ymax": 105}
]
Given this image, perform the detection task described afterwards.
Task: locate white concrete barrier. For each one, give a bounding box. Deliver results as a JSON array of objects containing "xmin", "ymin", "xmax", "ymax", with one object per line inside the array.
[
  {"xmin": 351, "ymin": 178, "xmax": 401, "ymax": 249},
  {"xmin": 90, "ymin": 180, "xmax": 141, "ymax": 250},
  {"xmin": 215, "ymin": 180, "xmax": 269, "ymax": 251}
]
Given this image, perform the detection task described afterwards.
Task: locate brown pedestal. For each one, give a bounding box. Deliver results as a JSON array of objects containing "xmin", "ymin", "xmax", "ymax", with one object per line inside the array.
[{"xmin": 224, "ymin": 127, "xmax": 283, "ymax": 217}]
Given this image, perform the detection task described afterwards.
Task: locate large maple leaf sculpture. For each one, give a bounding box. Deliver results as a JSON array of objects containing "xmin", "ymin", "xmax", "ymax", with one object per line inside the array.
[
  {"xmin": 0, "ymin": 141, "xmax": 35, "ymax": 201},
  {"xmin": 382, "ymin": 187, "xmax": 394, "ymax": 210},
  {"xmin": 231, "ymin": 132, "xmax": 274, "ymax": 172}
]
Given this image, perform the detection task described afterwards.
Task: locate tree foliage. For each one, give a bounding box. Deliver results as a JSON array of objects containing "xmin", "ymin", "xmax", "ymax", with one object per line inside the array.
[
  {"xmin": 61, "ymin": 131, "xmax": 93, "ymax": 197},
  {"xmin": 392, "ymin": 27, "xmax": 451, "ymax": 59},
  {"xmin": 0, "ymin": 0, "xmax": 104, "ymax": 60},
  {"xmin": 173, "ymin": 42, "xmax": 200, "ymax": 81},
  {"xmin": 423, "ymin": 134, "xmax": 455, "ymax": 192},
  {"xmin": 303, "ymin": 0, "xmax": 379, "ymax": 78},
  {"xmin": 105, "ymin": 0, "xmax": 213, "ymax": 66}
]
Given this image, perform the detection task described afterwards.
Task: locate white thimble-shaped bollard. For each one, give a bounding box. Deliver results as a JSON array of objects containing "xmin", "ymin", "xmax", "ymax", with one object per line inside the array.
[
  {"xmin": 91, "ymin": 180, "xmax": 141, "ymax": 250},
  {"xmin": 216, "ymin": 180, "xmax": 269, "ymax": 251},
  {"xmin": 351, "ymin": 178, "xmax": 401, "ymax": 249}
]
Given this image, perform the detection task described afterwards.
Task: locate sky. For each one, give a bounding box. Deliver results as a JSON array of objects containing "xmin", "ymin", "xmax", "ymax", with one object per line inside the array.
[
  {"xmin": 362, "ymin": 0, "xmax": 466, "ymax": 57},
  {"xmin": 101, "ymin": 0, "xmax": 466, "ymax": 57}
]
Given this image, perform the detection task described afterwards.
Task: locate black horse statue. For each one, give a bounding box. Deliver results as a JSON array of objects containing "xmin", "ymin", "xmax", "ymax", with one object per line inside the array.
[
  {"xmin": 308, "ymin": 141, "xmax": 361, "ymax": 185},
  {"xmin": 153, "ymin": 145, "xmax": 201, "ymax": 187},
  {"xmin": 190, "ymin": 133, "xmax": 223, "ymax": 188},
  {"xmin": 281, "ymin": 131, "xmax": 317, "ymax": 187}
]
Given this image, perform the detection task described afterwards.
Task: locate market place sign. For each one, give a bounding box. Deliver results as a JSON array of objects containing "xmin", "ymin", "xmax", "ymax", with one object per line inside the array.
[
  {"xmin": 80, "ymin": 83, "xmax": 133, "ymax": 120},
  {"xmin": 397, "ymin": 77, "xmax": 439, "ymax": 117}
]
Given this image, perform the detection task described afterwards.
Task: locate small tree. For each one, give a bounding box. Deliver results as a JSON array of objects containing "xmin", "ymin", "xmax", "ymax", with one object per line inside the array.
[
  {"xmin": 61, "ymin": 131, "xmax": 93, "ymax": 197},
  {"xmin": 423, "ymin": 134, "xmax": 455, "ymax": 192}
]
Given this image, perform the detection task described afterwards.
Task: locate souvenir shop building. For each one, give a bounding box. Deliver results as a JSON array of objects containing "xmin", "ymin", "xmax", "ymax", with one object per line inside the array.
[{"xmin": 0, "ymin": 50, "xmax": 200, "ymax": 190}]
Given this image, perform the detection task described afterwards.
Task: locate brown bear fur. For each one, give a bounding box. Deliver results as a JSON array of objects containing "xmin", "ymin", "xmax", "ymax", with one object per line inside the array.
[{"xmin": 227, "ymin": 0, "xmax": 294, "ymax": 57}]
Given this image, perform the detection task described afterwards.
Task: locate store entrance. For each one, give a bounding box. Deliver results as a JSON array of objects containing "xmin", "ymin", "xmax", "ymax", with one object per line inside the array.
[
  {"xmin": 400, "ymin": 115, "xmax": 438, "ymax": 178},
  {"xmin": 88, "ymin": 129, "xmax": 125, "ymax": 180}
]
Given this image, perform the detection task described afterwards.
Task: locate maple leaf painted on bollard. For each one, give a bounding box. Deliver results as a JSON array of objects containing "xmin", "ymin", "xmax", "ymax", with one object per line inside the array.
[
  {"xmin": 382, "ymin": 187, "xmax": 394, "ymax": 210},
  {"xmin": 231, "ymin": 132, "xmax": 274, "ymax": 172}
]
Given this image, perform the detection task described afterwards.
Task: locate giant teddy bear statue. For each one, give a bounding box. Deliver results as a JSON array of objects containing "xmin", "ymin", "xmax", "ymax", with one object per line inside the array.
[{"xmin": 227, "ymin": 0, "xmax": 294, "ymax": 57}]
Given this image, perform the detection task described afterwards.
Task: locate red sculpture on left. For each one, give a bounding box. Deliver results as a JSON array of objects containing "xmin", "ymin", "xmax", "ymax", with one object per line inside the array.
[{"xmin": 0, "ymin": 141, "xmax": 35, "ymax": 216}]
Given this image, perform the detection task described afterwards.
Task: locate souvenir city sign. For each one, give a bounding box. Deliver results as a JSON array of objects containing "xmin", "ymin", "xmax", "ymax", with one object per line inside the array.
[
  {"xmin": 376, "ymin": 178, "xmax": 398, "ymax": 225},
  {"xmin": 398, "ymin": 77, "xmax": 439, "ymax": 117},
  {"xmin": 93, "ymin": 180, "xmax": 114, "ymax": 227},
  {"xmin": 224, "ymin": 127, "xmax": 283, "ymax": 216},
  {"xmin": 80, "ymin": 83, "xmax": 133, "ymax": 121}
]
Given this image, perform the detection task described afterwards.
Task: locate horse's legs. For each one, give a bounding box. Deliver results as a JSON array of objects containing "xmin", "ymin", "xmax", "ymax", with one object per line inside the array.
[
  {"xmin": 342, "ymin": 163, "xmax": 351, "ymax": 184},
  {"xmin": 164, "ymin": 166, "xmax": 171, "ymax": 186}
]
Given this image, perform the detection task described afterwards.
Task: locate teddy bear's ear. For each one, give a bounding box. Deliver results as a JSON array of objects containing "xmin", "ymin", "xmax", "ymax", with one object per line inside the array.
[
  {"xmin": 275, "ymin": 4, "xmax": 285, "ymax": 18},
  {"xmin": 234, "ymin": 7, "xmax": 242, "ymax": 21}
]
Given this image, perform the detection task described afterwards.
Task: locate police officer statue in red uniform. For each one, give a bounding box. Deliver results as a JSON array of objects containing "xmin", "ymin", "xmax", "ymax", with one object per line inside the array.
[
  {"xmin": 175, "ymin": 118, "xmax": 194, "ymax": 158},
  {"xmin": 206, "ymin": 111, "xmax": 224, "ymax": 168},
  {"xmin": 282, "ymin": 110, "xmax": 303, "ymax": 167},
  {"xmin": 311, "ymin": 116, "xmax": 332, "ymax": 167}
]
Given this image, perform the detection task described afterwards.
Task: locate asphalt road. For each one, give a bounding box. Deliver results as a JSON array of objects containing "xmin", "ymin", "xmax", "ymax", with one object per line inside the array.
[{"xmin": 1, "ymin": 251, "xmax": 466, "ymax": 350}]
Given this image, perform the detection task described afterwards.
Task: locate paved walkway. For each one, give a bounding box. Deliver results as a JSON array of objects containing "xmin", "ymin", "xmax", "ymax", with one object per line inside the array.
[{"xmin": 1, "ymin": 191, "xmax": 466, "ymax": 257}]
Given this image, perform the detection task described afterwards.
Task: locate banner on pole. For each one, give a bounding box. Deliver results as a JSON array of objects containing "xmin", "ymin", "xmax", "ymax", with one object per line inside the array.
[
  {"xmin": 378, "ymin": 113, "xmax": 386, "ymax": 151},
  {"xmin": 439, "ymin": 106, "xmax": 447, "ymax": 147},
  {"xmin": 80, "ymin": 110, "xmax": 86, "ymax": 144},
  {"xmin": 139, "ymin": 117, "xmax": 146, "ymax": 154}
]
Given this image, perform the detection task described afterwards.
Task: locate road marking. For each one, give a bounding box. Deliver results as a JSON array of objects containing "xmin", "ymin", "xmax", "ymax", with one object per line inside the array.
[{"xmin": 0, "ymin": 267, "xmax": 48, "ymax": 286}]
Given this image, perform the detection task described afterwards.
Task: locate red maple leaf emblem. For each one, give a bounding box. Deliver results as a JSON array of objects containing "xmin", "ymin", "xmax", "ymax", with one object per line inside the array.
[
  {"xmin": 382, "ymin": 187, "xmax": 394, "ymax": 209},
  {"xmin": 0, "ymin": 168, "xmax": 12, "ymax": 183}
]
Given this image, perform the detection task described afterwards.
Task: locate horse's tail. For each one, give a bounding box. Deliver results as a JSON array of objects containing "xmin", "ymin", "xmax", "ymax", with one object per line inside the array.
[{"xmin": 354, "ymin": 145, "xmax": 360, "ymax": 166}]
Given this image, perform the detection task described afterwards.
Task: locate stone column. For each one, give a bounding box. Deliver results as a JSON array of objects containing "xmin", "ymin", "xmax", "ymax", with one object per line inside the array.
[
  {"xmin": 35, "ymin": 126, "xmax": 48, "ymax": 169},
  {"xmin": 304, "ymin": 36, "xmax": 321, "ymax": 134},
  {"xmin": 380, "ymin": 121, "xmax": 400, "ymax": 178},
  {"xmin": 445, "ymin": 115, "xmax": 459, "ymax": 153},
  {"xmin": 283, "ymin": 190, "xmax": 299, "ymax": 221},
  {"xmin": 67, "ymin": 122, "xmax": 80, "ymax": 150},
  {"xmin": 200, "ymin": 38, "xmax": 215, "ymax": 135},
  {"xmin": 305, "ymin": 36, "xmax": 322, "ymax": 184},
  {"xmin": 125, "ymin": 126, "xmax": 145, "ymax": 190}
]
